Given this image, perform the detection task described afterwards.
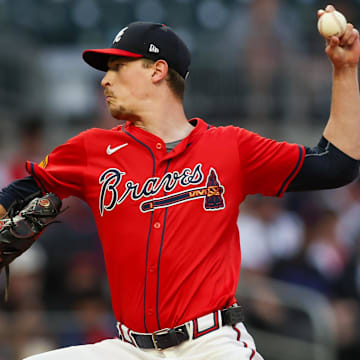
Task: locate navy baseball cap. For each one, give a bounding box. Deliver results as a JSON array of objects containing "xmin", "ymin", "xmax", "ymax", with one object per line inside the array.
[{"xmin": 82, "ymin": 21, "xmax": 191, "ymax": 79}]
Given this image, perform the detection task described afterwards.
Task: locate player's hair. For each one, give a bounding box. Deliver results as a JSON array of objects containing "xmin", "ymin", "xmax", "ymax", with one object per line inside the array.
[{"xmin": 141, "ymin": 58, "xmax": 185, "ymax": 101}]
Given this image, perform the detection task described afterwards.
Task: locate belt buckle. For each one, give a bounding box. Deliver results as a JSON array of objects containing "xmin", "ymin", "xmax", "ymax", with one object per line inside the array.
[{"xmin": 151, "ymin": 328, "xmax": 170, "ymax": 351}]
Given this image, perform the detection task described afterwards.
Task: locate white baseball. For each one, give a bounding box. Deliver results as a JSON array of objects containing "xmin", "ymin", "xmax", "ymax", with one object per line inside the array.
[{"xmin": 317, "ymin": 10, "xmax": 347, "ymax": 39}]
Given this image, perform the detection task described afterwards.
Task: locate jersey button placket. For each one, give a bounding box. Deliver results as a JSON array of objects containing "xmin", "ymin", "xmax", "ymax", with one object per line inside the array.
[
  {"xmin": 144, "ymin": 158, "xmax": 166, "ymax": 330},
  {"xmin": 145, "ymin": 217, "xmax": 162, "ymax": 329}
]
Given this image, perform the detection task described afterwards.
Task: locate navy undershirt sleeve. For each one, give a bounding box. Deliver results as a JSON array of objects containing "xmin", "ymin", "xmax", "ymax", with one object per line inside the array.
[
  {"xmin": 287, "ymin": 137, "xmax": 360, "ymax": 192},
  {"xmin": 0, "ymin": 176, "xmax": 42, "ymax": 211}
]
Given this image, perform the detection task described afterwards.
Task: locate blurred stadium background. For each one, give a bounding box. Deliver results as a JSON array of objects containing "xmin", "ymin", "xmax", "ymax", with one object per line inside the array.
[{"xmin": 0, "ymin": 0, "xmax": 360, "ymax": 359}]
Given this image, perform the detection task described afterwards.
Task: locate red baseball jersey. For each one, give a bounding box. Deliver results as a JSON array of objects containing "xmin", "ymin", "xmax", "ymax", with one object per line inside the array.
[{"xmin": 26, "ymin": 118, "xmax": 304, "ymax": 333}]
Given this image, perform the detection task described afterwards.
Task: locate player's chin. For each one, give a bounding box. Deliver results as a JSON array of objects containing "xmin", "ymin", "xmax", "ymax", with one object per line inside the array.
[{"xmin": 110, "ymin": 107, "xmax": 133, "ymax": 121}]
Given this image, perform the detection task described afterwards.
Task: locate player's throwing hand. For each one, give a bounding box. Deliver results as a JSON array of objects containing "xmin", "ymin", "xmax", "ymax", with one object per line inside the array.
[{"xmin": 318, "ymin": 5, "xmax": 360, "ymax": 68}]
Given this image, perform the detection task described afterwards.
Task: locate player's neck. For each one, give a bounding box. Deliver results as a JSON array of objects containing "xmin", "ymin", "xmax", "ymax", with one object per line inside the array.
[{"xmin": 132, "ymin": 99, "xmax": 194, "ymax": 143}]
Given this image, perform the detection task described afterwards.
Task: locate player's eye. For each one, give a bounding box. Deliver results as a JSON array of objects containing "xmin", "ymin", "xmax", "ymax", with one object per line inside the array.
[{"xmin": 108, "ymin": 63, "xmax": 123, "ymax": 71}]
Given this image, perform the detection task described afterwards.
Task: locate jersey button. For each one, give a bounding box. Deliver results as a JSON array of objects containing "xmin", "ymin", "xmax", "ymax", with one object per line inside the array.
[
  {"xmin": 147, "ymin": 309, "xmax": 154, "ymax": 316},
  {"xmin": 154, "ymin": 222, "xmax": 161, "ymax": 229},
  {"xmin": 156, "ymin": 143, "xmax": 162, "ymax": 150},
  {"xmin": 149, "ymin": 265, "xmax": 156, "ymax": 273}
]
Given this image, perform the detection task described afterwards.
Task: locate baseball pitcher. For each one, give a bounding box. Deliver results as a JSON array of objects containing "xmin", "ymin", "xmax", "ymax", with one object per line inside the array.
[{"xmin": 0, "ymin": 4, "xmax": 359, "ymax": 360}]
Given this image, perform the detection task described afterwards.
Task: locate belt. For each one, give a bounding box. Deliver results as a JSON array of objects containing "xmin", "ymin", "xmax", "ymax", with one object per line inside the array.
[{"xmin": 117, "ymin": 305, "xmax": 244, "ymax": 351}]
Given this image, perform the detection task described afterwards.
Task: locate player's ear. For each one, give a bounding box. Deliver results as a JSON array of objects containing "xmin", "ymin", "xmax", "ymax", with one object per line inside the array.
[{"xmin": 151, "ymin": 60, "xmax": 169, "ymax": 83}]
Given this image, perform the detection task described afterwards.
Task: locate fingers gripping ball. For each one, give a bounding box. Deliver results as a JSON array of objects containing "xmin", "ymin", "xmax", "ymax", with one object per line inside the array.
[{"xmin": 318, "ymin": 10, "xmax": 347, "ymax": 39}]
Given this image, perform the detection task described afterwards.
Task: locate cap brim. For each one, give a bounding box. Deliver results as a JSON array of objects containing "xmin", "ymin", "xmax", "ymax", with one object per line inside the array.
[{"xmin": 82, "ymin": 49, "xmax": 143, "ymax": 71}]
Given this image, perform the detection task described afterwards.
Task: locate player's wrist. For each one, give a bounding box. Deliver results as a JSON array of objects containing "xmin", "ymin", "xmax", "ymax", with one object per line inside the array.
[{"xmin": 332, "ymin": 63, "xmax": 358, "ymax": 76}]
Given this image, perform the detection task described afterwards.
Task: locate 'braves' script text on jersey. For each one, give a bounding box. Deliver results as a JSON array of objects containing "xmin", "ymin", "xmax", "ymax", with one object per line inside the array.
[{"xmin": 99, "ymin": 164, "xmax": 225, "ymax": 215}]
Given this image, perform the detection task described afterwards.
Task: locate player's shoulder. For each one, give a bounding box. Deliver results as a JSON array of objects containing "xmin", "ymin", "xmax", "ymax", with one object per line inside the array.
[
  {"xmin": 73, "ymin": 124, "xmax": 123, "ymax": 139},
  {"xmin": 203, "ymin": 123, "xmax": 280, "ymax": 150},
  {"xmin": 205, "ymin": 123, "xmax": 253, "ymax": 138}
]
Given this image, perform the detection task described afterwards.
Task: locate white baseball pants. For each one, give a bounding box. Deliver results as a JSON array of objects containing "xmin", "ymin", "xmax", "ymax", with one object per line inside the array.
[{"xmin": 23, "ymin": 323, "xmax": 264, "ymax": 360}]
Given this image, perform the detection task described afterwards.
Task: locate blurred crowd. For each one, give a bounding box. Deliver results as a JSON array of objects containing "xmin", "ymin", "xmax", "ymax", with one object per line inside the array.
[{"xmin": 0, "ymin": 0, "xmax": 360, "ymax": 360}]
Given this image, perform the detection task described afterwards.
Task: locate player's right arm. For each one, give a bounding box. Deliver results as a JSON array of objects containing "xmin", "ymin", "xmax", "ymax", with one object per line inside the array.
[
  {"xmin": 0, "ymin": 179, "xmax": 62, "ymax": 278},
  {"xmin": 0, "ymin": 129, "xmax": 88, "ymax": 268}
]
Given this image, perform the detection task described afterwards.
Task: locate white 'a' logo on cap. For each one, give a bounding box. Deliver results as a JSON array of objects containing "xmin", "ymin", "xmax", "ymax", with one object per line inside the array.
[{"xmin": 113, "ymin": 26, "xmax": 128, "ymax": 43}]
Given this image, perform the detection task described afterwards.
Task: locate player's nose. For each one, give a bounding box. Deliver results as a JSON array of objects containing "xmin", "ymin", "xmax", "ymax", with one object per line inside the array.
[{"xmin": 101, "ymin": 71, "xmax": 112, "ymax": 88}]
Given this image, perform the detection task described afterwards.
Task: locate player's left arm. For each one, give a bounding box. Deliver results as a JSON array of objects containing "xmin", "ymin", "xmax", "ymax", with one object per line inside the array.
[
  {"xmin": 286, "ymin": 5, "xmax": 360, "ymax": 193},
  {"xmin": 320, "ymin": 5, "xmax": 360, "ymax": 159}
]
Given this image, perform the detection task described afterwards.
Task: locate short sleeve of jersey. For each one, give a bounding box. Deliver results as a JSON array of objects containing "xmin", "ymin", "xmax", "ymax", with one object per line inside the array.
[
  {"xmin": 236, "ymin": 128, "xmax": 305, "ymax": 197},
  {"xmin": 25, "ymin": 131, "xmax": 88, "ymax": 200}
]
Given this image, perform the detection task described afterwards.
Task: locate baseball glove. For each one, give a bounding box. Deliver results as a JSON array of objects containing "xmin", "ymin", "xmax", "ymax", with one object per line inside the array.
[{"xmin": 0, "ymin": 193, "xmax": 62, "ymax": 299}]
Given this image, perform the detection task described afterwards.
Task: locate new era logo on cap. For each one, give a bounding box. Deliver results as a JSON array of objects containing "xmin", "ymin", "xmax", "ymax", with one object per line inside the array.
[
  {"xmin": 148, "ymin": 44, "xmax": 160, "ymax": 54},
  {"xmin": 82, "ymin": 21, "xmax": 191, "ymax": 79}
]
